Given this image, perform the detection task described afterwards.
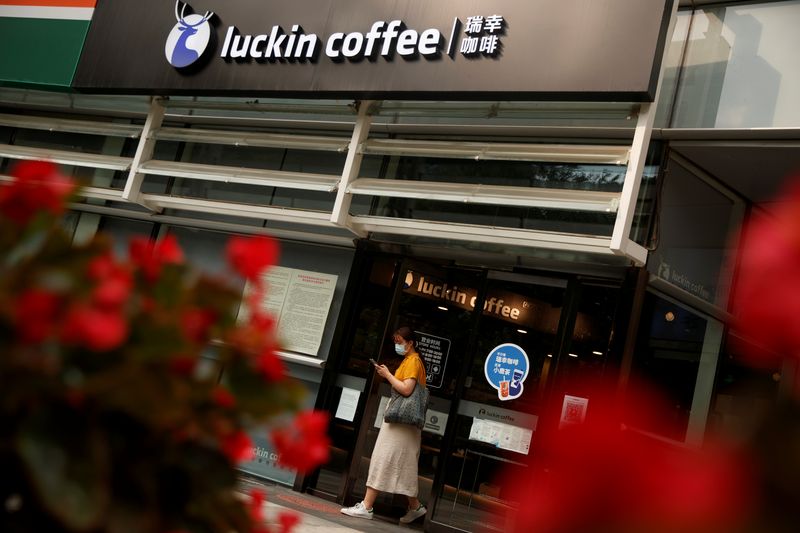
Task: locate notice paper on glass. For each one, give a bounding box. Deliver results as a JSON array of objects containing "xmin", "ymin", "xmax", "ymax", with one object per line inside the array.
[
  {"xmin": 239, "ymin": 266, "xmax": 338, "ymax": 356},
  {"xmin": 335, "ymin": 387, "xmax": 360, "ymax": 422},
  {"xmin": 469, "ymin": 418, "xmax": 532, "ymax": 455}
]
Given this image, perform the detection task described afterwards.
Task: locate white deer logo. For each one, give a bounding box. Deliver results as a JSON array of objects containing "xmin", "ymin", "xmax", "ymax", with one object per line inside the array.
[{"xmin": 165, "ymin": 1, "xmax": 215, "ymax": 68}]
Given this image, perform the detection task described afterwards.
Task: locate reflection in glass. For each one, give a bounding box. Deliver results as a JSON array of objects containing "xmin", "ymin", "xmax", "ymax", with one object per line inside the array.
[{"xmin": 672, "ymin": 2, "xmax": 800, "ymax": 128}]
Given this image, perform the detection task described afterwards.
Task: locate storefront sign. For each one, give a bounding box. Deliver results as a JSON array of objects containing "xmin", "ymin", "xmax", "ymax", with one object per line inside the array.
[
  {"xmin": 484, "ymin": 343, "xmax": 529, "ymax": 401},
  {"xmin": 415, "ymin": 331, "xmax": 450, "ymax": 390},
  {"xmin": 403, "ymin": 272, "xmax": 560, "ymax": 333},
  {"xmin": 74, "ymin": 0, "xmax": 673, "ymax": 101},
  {"xmin": 239, "ymin": 434, "xmax": 296, "ymax": 486},
  {"xmin": 458, "ymin": 399, "xmax": 539, "ymax": 430},
  {"xmin": 239, "ymin": 266, "xmax": 338, "ymax": 356}
]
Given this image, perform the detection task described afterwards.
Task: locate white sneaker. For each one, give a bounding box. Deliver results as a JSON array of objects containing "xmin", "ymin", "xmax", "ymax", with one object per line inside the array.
[
  {"xmin": 399, "ymin": 504, "xmax": 426, "ymax": 524},
  {"xmin": 340, "ymin": 501, "xmax": 373, "ymax": 520}
]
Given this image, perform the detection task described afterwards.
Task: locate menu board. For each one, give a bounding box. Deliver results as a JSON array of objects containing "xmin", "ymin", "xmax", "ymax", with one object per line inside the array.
[
  {"xmin": 469, "ymin": 418, "xmax": 532, "ymax": 455},
  {"xmin": 239, "ymin": 266, "xmax": 338, "ymax": 356}
]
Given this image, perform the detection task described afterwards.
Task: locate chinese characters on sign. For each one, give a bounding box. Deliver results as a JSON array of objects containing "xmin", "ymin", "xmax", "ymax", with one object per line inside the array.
[
  {"xmin": 483, "ymin": 343, "xmax": 529, "ymax": 401},
  {"xmin": 415, "ymin": 331, "xmax": 451, "ymax": 389},
  {"xmin": 459, "ymin": 14, "xmax": 504, "ymax": 57},
  {"xmin": 238, "ymin": 266, "xmax": 338, "ymax": 356}
]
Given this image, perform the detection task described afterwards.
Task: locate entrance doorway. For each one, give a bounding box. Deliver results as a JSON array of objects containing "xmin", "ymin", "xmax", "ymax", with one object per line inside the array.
[{"xmin": 308, "ymin": 254, "xmax": 625, "ymax": 532}]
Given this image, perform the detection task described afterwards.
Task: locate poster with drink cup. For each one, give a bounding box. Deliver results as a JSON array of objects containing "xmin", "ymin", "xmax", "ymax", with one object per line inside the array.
[{"xmin": 484, "ymin": 343, "xmax": 529, "ymax": 401}]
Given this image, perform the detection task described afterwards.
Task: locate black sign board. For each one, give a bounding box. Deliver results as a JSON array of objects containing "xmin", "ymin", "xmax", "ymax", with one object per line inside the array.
[
  {"xmin": 415, "ymin": 331, "xmax": 451, "ymax": 390},
  {"xmin": 74, "ymin": 0, "xmax": 673, "ymax": 101}
]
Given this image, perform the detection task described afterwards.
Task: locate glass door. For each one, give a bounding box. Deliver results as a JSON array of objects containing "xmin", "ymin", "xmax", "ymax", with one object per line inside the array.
[
  {"xmin": 428, "ymin": 273, "xmax": 568, "ymax": 532},
  {"xmin": 345, "ymin": 259, "xmax": 485, "ymax": 518},
  {"xmin": 307, "ymin": 255, "xmax": 399, "ymax": 499}
]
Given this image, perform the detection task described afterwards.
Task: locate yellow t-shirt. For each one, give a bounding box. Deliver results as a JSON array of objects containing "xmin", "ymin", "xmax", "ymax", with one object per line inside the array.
[{"xmin": 394, "ymin": 351, "xmax": 427, "ymax": 388}]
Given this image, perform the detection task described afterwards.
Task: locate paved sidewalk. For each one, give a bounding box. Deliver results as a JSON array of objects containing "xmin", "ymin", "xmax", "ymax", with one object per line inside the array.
[{"xmin": 239, "ymin": 476, "xmax": 422, "ymax": 533}]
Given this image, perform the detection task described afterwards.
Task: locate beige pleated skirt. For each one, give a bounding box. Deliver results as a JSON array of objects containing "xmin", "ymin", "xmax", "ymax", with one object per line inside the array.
[{"xmin": 366, "ymin": 421, "xmax": 422, "ymax": 497}]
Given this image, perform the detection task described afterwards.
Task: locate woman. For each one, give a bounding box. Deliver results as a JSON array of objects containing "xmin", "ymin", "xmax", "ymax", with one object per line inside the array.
[{"xmin": 341, "ymin": 326, "xmax": 428, "ymax": 524}]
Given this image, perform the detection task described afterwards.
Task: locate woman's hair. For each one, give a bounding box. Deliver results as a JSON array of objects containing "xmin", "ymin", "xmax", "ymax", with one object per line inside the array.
[{"xmin": 394, "ymin": 326, "xmax": 417, "ymax": 346}]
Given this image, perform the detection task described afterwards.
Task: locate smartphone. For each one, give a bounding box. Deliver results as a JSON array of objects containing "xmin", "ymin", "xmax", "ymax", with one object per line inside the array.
[{"xmin": 368, "ymin": 358, "xmax": 379, "ymax": 366}]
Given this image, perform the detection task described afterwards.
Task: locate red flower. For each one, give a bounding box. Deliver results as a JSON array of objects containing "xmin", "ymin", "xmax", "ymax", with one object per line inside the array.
[
  {"xmin": 0, "ymin": 161, "xmax": 74, "ymax": 225},
  {"xmin": 220, "ymin": 429, "xmax": 254, "ymax": 464},
  {"xmin": 731, "ymin": 177, "xmax": 800, "ymax": 365},
  {"xmin": 277, "ymin": 511, "xmax": 300, "ymax": 533},
  {"xmin": 271, "ymin": 410, "xmax": 330, "ymax": 473},
  {"xmin": 14, "ymin": 289, "xmax": 62, "ymax": 343},
  {"xmin": 87, "ymin": 253, "xmax": 117, "ymax": 280},
  {"xmin": 129, "ymin": 234, "xmax": 184, "ymax": 283},
  {"xmin": 180, "ymin": 307, "xmax": 218, "ymax": 344},
  {"xmin": 92, "ymin": 274, "xmax": 133, "ymax": 310},
  {"xmin": 255, "ymin": 348, "xmax": 285, "ymax": 382},
  {"xmin": 212, "ymin": 386, "xmax": 236, "ymax": 409},
  {"xmin": 61, "ymin": 304, "xmax": 128, "ymax": 352},
  {"xmin": 228, "ymin": 311, "xmax": 278, "ymax": 354},
  {"xmin": 226, "ymin": 235, "xmax": 279, "ymax": 281},
  {"xmin": 500, "ymin": 382, "xmax": 754, "ymax": 533},
  {"xmin": 86, "ymin": 253, "xmax": 133, "ymax": 310},
  {"xmin": 249, "ymin": 488, "xmax": 265, "ymax": 522}
]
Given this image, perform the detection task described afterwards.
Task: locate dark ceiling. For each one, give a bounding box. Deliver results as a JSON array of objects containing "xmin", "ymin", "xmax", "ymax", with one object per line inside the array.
[{"xmin": 669, "ymin": 141, "xmax": 800, "ymax": 210}]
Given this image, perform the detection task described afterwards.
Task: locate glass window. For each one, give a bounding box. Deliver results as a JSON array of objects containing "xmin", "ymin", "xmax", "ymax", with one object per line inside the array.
[
  {"xmin": 351, "ymin": 156, "xmax": 659, "ymax": 238},
  {"xmin": 628, "ymin": 292, "xmax": 724, "ymax": 444},
  {"xmin": 654, "ymin": 10, "xmax": 692, "ymax": 127},
  {"xmin": 8, "ymin": 128, "xmax": 131, "ymax": 190},
  {"xmin": 166, "ymin": 141, "xmax": 344, "ymax": 211},
  {"xmin": 708, "ymin": 338, "xmax": 781, "ymax": 440},
  {"xmin": 672, "ymin": 1, "xmax": 800, "ymax": 128},
  {"xmin": 97, "ymin": 217, "xmax": 156, "ymax": 258},
  {"xmin": 648, "ymin": 157, "xmax": 745, "ymax": 306}
]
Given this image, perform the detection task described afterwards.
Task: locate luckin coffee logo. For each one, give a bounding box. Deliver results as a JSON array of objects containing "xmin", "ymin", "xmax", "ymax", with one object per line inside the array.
[{"xmin": 165, "ymin": 1, "xmax": 215, "ymax": 68}]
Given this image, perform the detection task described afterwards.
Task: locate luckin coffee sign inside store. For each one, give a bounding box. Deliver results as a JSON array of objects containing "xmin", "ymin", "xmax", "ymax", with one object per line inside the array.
[{"xmin": 75, "ymin": 0, "xmax": 673, "ymax": 100}]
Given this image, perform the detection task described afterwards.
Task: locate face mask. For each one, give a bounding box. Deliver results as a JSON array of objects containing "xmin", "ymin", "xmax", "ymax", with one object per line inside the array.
[{"xmin": 394, "ymin": 343, "xmax": 407, "ymax": 355}]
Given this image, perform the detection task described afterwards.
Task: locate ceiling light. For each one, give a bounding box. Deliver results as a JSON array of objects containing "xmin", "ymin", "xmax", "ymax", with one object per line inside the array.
[
  {"xmin": 592, "ymin": 351, "xmax": 603, "ymax": 355},
  {"xmin": 438, "ymin": 306, "xmax": 449, "ymax": 311},
  {"xmin": 569, "ymin": 353, "xmax": 578, "ymax": 358},
  {"xmin": 547, "ymin": 354, "xmax": 553, "ymax": 358},
  {"xmin": 517, "ymin": 329, "xmax": 527, "ymax": 334},
  {"xmin": 665, "ymin": 311, "xmax": 675, "ymax": 322}
]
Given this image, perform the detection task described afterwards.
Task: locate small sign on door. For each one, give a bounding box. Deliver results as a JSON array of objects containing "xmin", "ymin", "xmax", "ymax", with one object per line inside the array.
[{"xmin": 415, "ymin": 331, "xmax": 450, "ymax": 389}]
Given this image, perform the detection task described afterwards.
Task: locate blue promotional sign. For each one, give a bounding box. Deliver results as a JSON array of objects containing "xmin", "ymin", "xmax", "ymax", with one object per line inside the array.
[{"xmin": 484, "ymin": 343, "xmax": 529, "ymax": 401}]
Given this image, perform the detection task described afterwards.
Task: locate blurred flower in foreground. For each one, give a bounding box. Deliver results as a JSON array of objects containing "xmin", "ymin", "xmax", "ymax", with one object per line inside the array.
[
  {"xmin": 272, "ymin": 410, "xmax": 331, "ymax": 473},
  {"xmin": 0, "ymin": 161, "xmax": 319, "ymax": 533},
  {"xmin": 0, "ymin": 160, "xmax": 74, "ymax": 225},
  {"xmin": 498, "ymin": 381, "xmax": 755, "ymax": 533},
  {"xmin": 732, "ymin": 177, "xmax": 800, "ymax": 367}
]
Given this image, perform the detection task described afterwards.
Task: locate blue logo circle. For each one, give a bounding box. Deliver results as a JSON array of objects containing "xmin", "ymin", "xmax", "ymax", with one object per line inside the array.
[
  {"xmin": 484, "ymin": 343, "xmax": 529, "ymax": 401},
  {"xmin": 165, "ymin": 2, "xmax": 215, "ymax": 68}
]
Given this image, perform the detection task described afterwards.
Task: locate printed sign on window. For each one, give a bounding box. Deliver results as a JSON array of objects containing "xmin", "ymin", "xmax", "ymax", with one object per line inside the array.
[
  {"xmin": 484, "ymin": 343, "xmax": 529, "ymax": 401},
  {"xmin": 415, "ymin": 331, "xmax": 450, "ymax": 389}
]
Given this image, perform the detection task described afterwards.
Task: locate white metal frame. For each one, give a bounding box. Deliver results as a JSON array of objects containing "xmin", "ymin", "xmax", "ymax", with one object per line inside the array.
[
  {"xmin": 0, "ymin": 6, "xmax": 681, "ymax": 265},
  {"xmin": 347, "ymin": 178, "xmax": 621, "ymax": 213},
  {"xmin": 360, "ymin": 138, "xmax": 630, "ymax": 164},
  {"xmin": 609, "ymin": 0, "xmax": 679, "ymax": 266}
]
